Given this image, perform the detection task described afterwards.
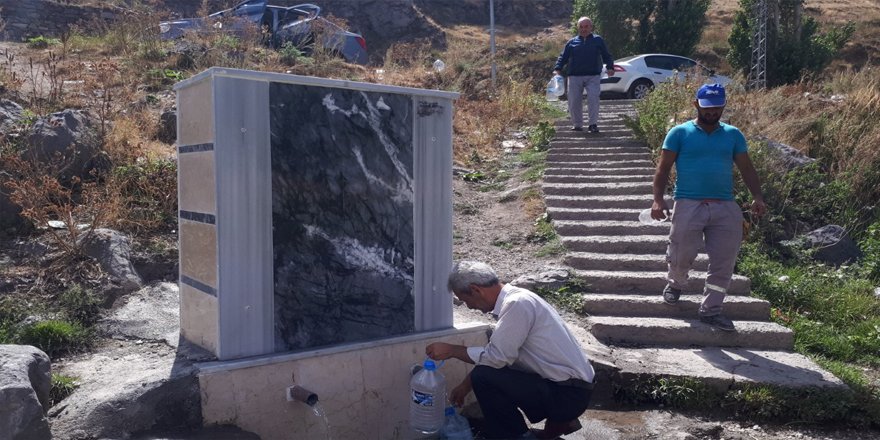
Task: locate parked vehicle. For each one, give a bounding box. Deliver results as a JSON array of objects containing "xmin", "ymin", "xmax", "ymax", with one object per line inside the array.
[
  {"xmin": 600, "ymin": 54, "xmax": 732, "ymax": 99},
  {"xmin": 158, "ymin": 0, "xmax": 368, "ymax": 65}
]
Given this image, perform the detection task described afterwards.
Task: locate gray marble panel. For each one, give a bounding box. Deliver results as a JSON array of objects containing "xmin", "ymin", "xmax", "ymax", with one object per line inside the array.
[{"xmin": 270, "ymin": 83, "xmax": 415, "ymax": 351}]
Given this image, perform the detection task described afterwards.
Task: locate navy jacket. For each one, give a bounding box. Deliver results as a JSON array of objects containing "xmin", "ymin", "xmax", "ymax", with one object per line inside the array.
[{"xmin": 554, "ymin": 34, "xmax": 614, "ymax": 76}]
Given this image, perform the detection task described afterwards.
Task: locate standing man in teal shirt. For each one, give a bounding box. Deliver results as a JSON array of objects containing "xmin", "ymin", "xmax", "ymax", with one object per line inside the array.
[
  {"xmin": 553, "ymin": 17, "xmax": 614, "ymax": 133},
  {"xmin": 651, "ymin": 84, "xmax": 767, "ymax": 331}
]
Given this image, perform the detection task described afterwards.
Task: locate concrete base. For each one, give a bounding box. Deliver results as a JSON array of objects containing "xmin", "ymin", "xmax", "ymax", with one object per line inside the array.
[{"xmin": 197, "ymin": 322, "xmax": 490, "ymax": 440}]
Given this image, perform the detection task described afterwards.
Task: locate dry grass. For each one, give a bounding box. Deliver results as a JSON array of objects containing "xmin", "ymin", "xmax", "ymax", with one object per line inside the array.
[{"xmin": 726, "ymin": 67, "xmax": 880, "ymax": 225}]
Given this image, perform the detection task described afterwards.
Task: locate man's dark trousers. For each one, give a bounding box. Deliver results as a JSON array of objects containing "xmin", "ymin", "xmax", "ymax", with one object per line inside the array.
[{"xmin": 470, "ymin": 365, "xmax": 592, "ymax": 439}]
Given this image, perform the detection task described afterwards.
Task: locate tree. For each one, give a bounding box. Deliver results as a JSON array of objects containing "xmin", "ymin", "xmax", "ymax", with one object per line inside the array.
[
  {"xmin": 572, "ymin": 0, "xmax": 710, "ymax": 58},
  {"xmin": 727, "ymin": 0, "xmax": 855, "ymax": 86}
]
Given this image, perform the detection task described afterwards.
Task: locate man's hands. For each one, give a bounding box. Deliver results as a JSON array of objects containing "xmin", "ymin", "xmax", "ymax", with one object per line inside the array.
[
  {"xmin": 606, "ymin": 68, "xmax": 615, "ymax": 77},
  {"xmin": 426, "ymin": 342, "xmax": 471, "ymax": 363},
  {"xmin": 748, "ymin": 199, "xmax": 767, "ymax": 218},
  {"xmin": 449, "ymin": 375, "xmax": 473, "ymax": 407},
  {"xmin": 651, "ymin": 199, "xmax": 670, "ymax": 221}
]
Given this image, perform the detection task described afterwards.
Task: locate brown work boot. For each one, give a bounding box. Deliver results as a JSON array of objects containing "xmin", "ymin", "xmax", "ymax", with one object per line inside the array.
[{"xmin": 531, "ymin": 418, "xmax": 582, "ymax": 439}]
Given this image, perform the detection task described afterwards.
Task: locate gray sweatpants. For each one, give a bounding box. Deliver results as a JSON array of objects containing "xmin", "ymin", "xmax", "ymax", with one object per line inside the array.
[
  {"xmin": 665, "ymin": 199, "xmax": 743, "ymax": 317},
  {"xmin": 567, "ymin": 75, "xmax": 601, "ymax": 128}
]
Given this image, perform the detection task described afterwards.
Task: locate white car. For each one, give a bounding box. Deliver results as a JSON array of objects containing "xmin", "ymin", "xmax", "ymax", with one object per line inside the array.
[{"xmin": 600, "ymin": 54, "xmax": 732, "ymax": 99}]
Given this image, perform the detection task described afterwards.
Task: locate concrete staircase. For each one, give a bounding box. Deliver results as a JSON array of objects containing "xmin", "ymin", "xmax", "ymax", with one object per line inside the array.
[{"xmin": 546, "ymin": 100, "xmax": 843, "ymax": 391}]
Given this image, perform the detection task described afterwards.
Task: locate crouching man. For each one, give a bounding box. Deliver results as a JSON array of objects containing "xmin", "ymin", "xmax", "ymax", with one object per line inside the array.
[{"xmin": 426, "ymin": 261, "xmax": 595, "ymax": 439}]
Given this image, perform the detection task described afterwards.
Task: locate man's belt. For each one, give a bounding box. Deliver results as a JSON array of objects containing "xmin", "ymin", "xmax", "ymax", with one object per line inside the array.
[{"xmin": 557, "ymin": 378, "xmax": 594, "ymax": 390}]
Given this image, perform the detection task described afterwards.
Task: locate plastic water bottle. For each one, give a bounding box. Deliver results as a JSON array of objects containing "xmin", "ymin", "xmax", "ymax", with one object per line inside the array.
[
  {"xmin": 433, "ymin": 59, "xmax": 446, "ymax": 72},
  {"xmin": 410, "ymin": 359, "xmax": 446, "ymax": 434},
  {"xmin": 638, "ymin": 208, "xmax": 668, "ymax": 226},
  {"xmin": 546, "ymin": 75, "xmax": 564, "ymax": 101},
  {"xmin": 440, "ymin": 406, "xmax": 473, "ymax": 440}
]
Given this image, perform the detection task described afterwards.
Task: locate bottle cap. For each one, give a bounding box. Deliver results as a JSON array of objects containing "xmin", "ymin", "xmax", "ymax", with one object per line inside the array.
[
  {"xmin": 424, "ymin": 359, "xmax": 436, "ymax": 370},
  {"xmin": 445, "ymin": 406, "xmax": 455, "ymax": 416}
]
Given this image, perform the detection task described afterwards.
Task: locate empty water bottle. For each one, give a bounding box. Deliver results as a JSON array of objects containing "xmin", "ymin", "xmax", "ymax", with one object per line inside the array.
[
  {"xmin": 440, "ymin": 406, "xmax": 473, "ymax": 440},
  {"xmin": 546, "ymin": 75, "xmax": 564, "ymax": 101},
  {"xmin": 638, "ymin": 208, "xmax": 668, "ymax": 225},
  {"xmin": 433, "ymin": 59, "xmax": 446, "ymax": 72},
  {"xmin": 410, "ymin": 359, "xmax": 446, "ymax": 434}
]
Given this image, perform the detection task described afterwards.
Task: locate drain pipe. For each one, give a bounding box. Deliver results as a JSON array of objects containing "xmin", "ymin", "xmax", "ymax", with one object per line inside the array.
[{"xmin": 287, "ymin": 373, "xmax": 319, "ymax": 406}]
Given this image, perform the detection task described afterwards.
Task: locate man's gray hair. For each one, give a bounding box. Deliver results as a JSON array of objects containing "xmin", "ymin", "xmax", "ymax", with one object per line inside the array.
[
  {"xmin": 447, "ymin": 260, "xmax": 499, "ymax": 295},
  {"xmin": 577, "ymin": 17, "xmax": 592, "ymax": 26}
]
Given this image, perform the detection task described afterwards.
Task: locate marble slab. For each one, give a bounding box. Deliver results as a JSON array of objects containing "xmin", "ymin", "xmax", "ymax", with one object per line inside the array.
[{"xmin": 269, "ymin": 83, "xmax": 415, "ymax": 350}]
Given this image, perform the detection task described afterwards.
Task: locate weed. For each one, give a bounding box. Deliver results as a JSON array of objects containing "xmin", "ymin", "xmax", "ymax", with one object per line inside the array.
[
  {"xmin": 535, "ymin": 280, "xmax": 588, "ymax": 313},
  {"xmin": 27, "ymin": 36, "xmax": 61, "ymax": 49},
  {"xmin": 462, "ymin": 171, "xmax": 486, "ymax": 182},
  {"xmin": 17, "ymin": 319, "xmax": 92, "ymax": 358},
  {"xmin": 617, "ymin": 376, "xmax": 717, "ymax": 410},
  {"xmin": 527, "ymin": 121, "xmax": 555, "ymax": 152},
  {"xmin": 59, "ymin": 284, "xmax": 102, "ymax": 325},
  {"xmin": 491, "ymin": 238, "xmax": 514, "ymax": 250},
  {"xmin": 528, "ymin": 213, "xmax": 557, "ymax": 243},
  {"xmin": 50, "ymin": 373, "xmax": 78, "ymax": 406}
]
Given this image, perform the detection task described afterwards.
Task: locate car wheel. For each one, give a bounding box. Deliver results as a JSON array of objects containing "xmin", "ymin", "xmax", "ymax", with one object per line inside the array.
[{"xmin": 628, "ymin": 79, "xmax": 653, "ymax": 99}]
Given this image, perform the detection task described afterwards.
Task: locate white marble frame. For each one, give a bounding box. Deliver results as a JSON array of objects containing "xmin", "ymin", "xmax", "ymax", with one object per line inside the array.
[{"xmin": 175, "ymin": 68, "xmax": 459, "ymax": 360}]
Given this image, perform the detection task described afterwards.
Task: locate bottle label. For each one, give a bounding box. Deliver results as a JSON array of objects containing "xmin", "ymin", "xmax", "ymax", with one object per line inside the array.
[{"xmin": 412, "ymin": 389, "xmax": 435, "ymax": 407}]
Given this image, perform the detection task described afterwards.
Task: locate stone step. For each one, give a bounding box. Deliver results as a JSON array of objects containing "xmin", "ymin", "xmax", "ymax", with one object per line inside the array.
[
  {"xmin": 544, "ymin": 167, "xmax": 655, "ymax": 177},
  {"xmin": 544, "ymin": 160, "xmax": 656, "ymax": 169},
  {"xmin": 547, "ymin": 207, "xmax": 643, "ymax": 221},
  {"xmin": 544, "ymin": 174, "xmax": 649, "ymax": 184},
  {"xmin": 572, "ymin": 270, "xmax": 751, "ymax": 295},
  {"xmin": 542, "ymin": 183, "xmax": 653, "ymax": 197},
  {"xmin": 596, "ymin": 346, "xmax": 845, "ymax": 392},
  {"xmin": 550, "ymin": 139, "xmax": 642, "ymax": 149},
  {"xmin": 587, "ymin": 316, "xmax": 793, "ymax": 350},
  {"xmin": 545, "ymin": 195, "xmax": 656, "ymax": 209},
  {"xmin": 581, "ymin": 294, "xmax": 768, "ymax": 320},
  {"xmin": 561, "ymin": 235, "xmax": 681, "ymax": 254},
  {"xmin": 565, "ymin": 252, "xmax": 708, "ymax": 271},
  {"xmin": 548, "ymin": 146, "xmax": 645, "ymax": 154},
  {"xmin": 554, "ymin": 220, "xmax": 668, "ymax": 236},
  {"xmin": 550, "ymin": 133, "xmax": 645, "ymax": 142},
  {"xmin": 547, "ymin": 146, "xmax": 646, "ymax": 154},
  {"xmin": 546, "ymin": 152, "xmax": 648, "ymax": 161}
]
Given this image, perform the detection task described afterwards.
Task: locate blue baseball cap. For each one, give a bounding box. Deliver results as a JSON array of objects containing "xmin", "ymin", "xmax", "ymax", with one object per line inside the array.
[{"xmin": 696, "ymin": 83, "xmax": 726, "ymax": 108}]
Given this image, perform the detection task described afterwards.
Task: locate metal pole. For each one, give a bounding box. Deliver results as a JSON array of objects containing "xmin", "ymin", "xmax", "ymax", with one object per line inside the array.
[{"xmin": 489, "ymin": 0, "xmax": 496, "ymax": 87}]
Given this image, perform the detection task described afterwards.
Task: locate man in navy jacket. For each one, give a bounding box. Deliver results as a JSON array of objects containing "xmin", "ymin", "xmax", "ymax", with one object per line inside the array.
[{"xmin": 553, "ymin": 17, "xmax": 614, "ymax": 133}]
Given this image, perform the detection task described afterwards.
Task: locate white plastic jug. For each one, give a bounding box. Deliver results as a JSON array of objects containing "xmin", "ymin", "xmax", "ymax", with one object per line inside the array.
[
  {"xmin": 410, "ymin": 359, "xmax": 446, "ymax": 434},
  {"xmin": 546, "ymin": 75, "xmax": 564, "ymax": 101}
]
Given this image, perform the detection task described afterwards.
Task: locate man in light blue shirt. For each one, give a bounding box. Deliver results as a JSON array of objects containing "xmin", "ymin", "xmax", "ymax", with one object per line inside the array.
[{"xmin": 651, "ymin": 84, "xmax": 767, "ymax": 331}]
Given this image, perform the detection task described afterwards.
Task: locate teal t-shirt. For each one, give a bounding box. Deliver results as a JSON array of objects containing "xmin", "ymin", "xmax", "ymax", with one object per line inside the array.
[{"xmin": 662, "ymin": 121, "xmax": 748, "ymax": 201}]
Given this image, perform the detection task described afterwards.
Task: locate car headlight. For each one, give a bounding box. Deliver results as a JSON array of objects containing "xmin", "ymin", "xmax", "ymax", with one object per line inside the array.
[{"xmin": 159, "ymin": 23, "xmax": 170, "ymax": 33}]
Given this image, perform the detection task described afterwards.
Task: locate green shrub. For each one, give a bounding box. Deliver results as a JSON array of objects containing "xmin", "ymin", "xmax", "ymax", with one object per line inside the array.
[
  {"xmin": 627, "ymin": 79, "xmax": 692, "ymax": 159},
  {"xmin": 278, "ymin": 41, "xmax": 312, "ymax": 66},
  {"xmin": 17, "ymin": 320, "xmax": 92, "ymax": 358},
  {"xmin": 727, "ymin": 0, "xmax": 854, "ymax": 86},
  {"xmin": 0, "ymin": 297, "xmax": 28, "ymax": 344},
  {"xmin": 573, "ymin": 0, "xmax": 710, "ymax": 58},
  {"xmin": 27, "ymin": 36, "xmax": 60, "ymax": 49},
  {"xmin": 50, "ymin": 374, "xmax": 78, "ymax": 406},
  {"xmin": 738, "ymin": 244, "xmax": 880, "ymax": 365},
  {"xmin": 527, "ymin": 121, "xmax": 555, "ymax": 152},
  {"xmin": 59, "ymin": 284, "xmax": 102, "ymax": 325},
  {"xmin": 860, "ymin": 220, "xmax": 880, "ymax": 282},
  {"xmin": 616, "ymin": 376, "xmax": 716, "ymax": 410}
]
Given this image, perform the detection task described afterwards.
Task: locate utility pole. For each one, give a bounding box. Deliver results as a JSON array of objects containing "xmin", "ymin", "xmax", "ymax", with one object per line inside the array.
[
  {"xmin": 489, "ymin": 0, "xmax": 497, "ymax": 87},
  {"xmin": 748, "ymin": 0, "xmax": 768, "ymax": 90}
]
